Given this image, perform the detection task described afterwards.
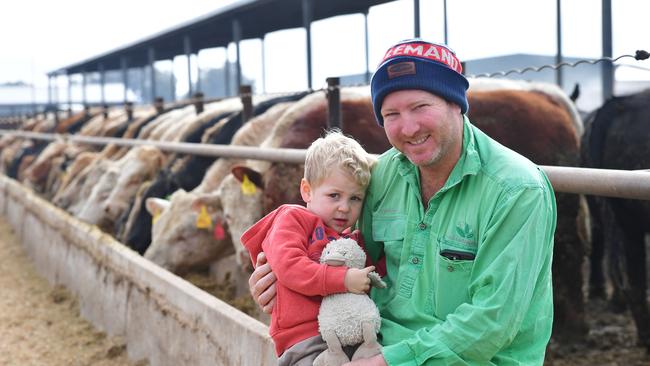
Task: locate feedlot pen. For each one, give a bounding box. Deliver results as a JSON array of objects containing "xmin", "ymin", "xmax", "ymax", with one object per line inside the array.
[{"xmin": 0, "ymin": 175, "xmax": 276, "ymax": 366}]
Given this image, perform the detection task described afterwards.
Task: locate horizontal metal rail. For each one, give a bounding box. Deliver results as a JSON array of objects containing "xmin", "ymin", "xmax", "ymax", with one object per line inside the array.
[{"xmin": 2, "ymin": 130, "xmax": 650, "ymax": 201}]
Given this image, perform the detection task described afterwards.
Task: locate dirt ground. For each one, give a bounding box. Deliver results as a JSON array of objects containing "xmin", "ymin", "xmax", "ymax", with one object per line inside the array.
[
  {"xmin": 0, "ymin": 216, "xmax": 147, "ymax": 366},
  {"xmin": 545, "ymin": 298, "xmax": 650, "ymax": 365},
  {"xmin": 1, "ymin": 211, "xmax": 650, "ymax": 365}
]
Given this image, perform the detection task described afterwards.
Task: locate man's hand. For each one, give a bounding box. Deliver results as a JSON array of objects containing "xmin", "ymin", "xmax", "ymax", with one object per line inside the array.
[
  {"xmin": 343, "ymin": 354, "xmax": 388, "ymax": 366},
  {"xmin": 344, "ymin": 266, "xmax": 375, "ymax": 294},
  {"xmin": 248, "ymin": 252, "xmax": 277, "ymax": 314}
]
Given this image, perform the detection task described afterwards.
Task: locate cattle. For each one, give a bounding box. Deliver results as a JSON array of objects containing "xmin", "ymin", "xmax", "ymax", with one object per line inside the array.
[
  {"xmin": 22, "ymin": 140, "xmax": 69, "ymax": 193},
  {"xmin": 581, "ymin": 88, "xmax": 650, "ymax": 350},
  {"xmin": 142, "ymin": 188, "xmax": 234, "ymax": 274},
  {"xmin": 120, "ymin": 92, "xmax": 309, "ymax": 255},
  {"xmin": 143, "ymin": 87, "xmax": 387, "ymax": 277},
  {"xmin": 43, "ymin": 99, "xmax": 236, "ymax": 239},
  {"xmin": 143, "ymin": 99, "xmax": 296, "ymax": 274},
  {"xmin": 75, "ymin": 145, "xmax": 166, "ymax": 232},
  {"xmin": 117, "ymin": 106, "xmax": 243, "ymax": 254},
  {"xmin": 53, "ymin": 110, "xmax": 95, "ymax": 134},
  {"xmin": 16, "ymin": 105, "xmax": 156, "ymax": 201}
]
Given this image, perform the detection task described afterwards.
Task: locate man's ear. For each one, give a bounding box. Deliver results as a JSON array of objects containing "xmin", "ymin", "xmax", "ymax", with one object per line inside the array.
[{"xmin": 299, "ymin": 178, "xmax": 312, "ymax": 204}]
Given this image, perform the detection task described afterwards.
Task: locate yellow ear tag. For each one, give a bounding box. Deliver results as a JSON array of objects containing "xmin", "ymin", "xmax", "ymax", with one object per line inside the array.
[
  {"xmin": 152, "ymin": 210, "xmax": 161, "ymax": 225},
  {"xmin": 195, "ymin": 205, "xmax": 212, "ymax": 229},
  {"xmin": 241, "ymin": 174, "xmax": 257, "ymax": 195}
]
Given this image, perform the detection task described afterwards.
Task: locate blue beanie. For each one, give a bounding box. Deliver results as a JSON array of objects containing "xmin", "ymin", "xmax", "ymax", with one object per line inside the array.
[{"xmin": 371, "ymin": 39, "xmax": 469, "ymax": 126}]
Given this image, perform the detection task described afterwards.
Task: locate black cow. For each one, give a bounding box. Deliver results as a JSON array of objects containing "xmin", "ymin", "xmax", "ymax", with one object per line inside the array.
[{"xmin": 582, "ymin": 88, "xmax": 650, "ymax": 350}]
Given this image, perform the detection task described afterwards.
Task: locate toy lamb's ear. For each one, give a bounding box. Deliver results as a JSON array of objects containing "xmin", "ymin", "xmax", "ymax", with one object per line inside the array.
[{"xmin": 368, "ymin": 272, "xmax": 387, "ymax": 289}]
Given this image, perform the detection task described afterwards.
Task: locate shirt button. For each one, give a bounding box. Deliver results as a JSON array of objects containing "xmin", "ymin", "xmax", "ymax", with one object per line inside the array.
[
  {"xmin": 447, "ymin": 265, "xmax": 454, "ymax": 272},
  {"xmin": 412, "ymin": 257, "xmax": 419, "ymax": 264},
  {"xmin": 419, "ymin": 223, "xmax": 427, "ymax": 230}
]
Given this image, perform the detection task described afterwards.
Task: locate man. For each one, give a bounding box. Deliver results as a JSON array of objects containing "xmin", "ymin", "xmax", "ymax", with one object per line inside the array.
[{"xmin": 250, "ymin": 38, "xmax": 556, "ymax": 365}]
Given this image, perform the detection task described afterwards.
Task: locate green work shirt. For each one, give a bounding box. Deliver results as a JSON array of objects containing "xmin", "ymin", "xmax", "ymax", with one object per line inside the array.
[{"xmin": 359, "ymin": 116, "xmax": 556, "ymax": 365}]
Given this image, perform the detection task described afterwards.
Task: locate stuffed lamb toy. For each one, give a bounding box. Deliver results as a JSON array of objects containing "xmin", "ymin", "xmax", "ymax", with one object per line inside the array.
[{"xmin": 314, "ymin": 237, "xmax": 387, "ymax": 366}]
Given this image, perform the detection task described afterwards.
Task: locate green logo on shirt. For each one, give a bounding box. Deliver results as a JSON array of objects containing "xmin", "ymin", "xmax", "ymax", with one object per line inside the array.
[{"xmin": 456, "ymin": 222, "xmax": 474, "ymax": 240}]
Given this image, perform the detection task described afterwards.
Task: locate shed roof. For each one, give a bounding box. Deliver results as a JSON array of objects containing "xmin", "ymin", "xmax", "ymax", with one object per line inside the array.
[{"xmin": 50, "ymin": 0, "xmax": 394, "ymax": 76}]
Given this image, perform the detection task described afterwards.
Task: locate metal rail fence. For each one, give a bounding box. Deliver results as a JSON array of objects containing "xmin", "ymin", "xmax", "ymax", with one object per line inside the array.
[{"xmin": 2, "ymin": 130, "xmax": 649, "ymax": 201}]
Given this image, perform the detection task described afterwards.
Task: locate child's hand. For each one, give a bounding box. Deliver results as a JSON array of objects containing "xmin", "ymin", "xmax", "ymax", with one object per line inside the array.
[{"xmin": 344, "ymin": 266, "xmax": 375, "ymax": 294}]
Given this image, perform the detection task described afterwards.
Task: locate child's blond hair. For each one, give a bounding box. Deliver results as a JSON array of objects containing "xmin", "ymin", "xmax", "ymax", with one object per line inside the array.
[{"xmin": 304, "ymin": 130, "xmax": 375, "ymax": 188}]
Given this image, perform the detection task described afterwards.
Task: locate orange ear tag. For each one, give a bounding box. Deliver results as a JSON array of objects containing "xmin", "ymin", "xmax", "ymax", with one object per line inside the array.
[
  {"xmin": 152, "ymin": 209, "xmax": 161, "ymax": 225},
  {"xmin": 195, "ymin": 205, "xmax": 212, "ymax": 229},
  {"xmin": 213, "ymin": 219, "xmax": 226, "ymax": 240},
  {"xmin": 241, "ymin": 174, "xmax": 257, "ymax": 196}
]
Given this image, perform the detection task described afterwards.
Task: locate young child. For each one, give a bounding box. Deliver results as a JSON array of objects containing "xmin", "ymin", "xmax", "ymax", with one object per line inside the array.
[{"xmin": 240, "ymin": 130, "xmax": 376, "ymax": 366}]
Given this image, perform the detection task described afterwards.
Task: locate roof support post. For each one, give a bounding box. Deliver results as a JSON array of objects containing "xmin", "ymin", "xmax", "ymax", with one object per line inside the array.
[
  {"xmin": 443, "ymin": 0, "xmax": 448, "ymax": 44},
  {"xmin": 261, "ymin": 37, "xmax": 266, "ymax": 93},
  {"xmin": 82, "ymin": 71, "xmax": 87, "ymax": 107},
  {"xmin": 47, "ymin": 75, "xmax": 52, "ymax": 105},
  {"xmin": 363, "ymin": 10, "xmax": 370, "ymax": 83},
  {"xmin": 121, "ymin": 55, "xmax": 129, "ymax": 103},
  {"xmin": 184, "ymin": 35, "xmax": 193, "ymax": 98},
  {"xmin": 601, "ymin": 0, "xmax": 614, "ymax": 100},
  {"xmin": 141, "ymin": 66, "xmax": 147, "ymax": 104},
  {"xmin": 225, "ymin": 47, "xmax": 231, "ymax": 97},
  {"xmin": 196, "ymin": 52, "xmax": 202, "ymax": 93},
  {"xmin": 555, "ymin": 0, "xmax": 564, "ymax": 87},
  {"xmin": 54, "ymin": 77, "xmax": 60, "ymax": 124},
  {"xmin": 54, "ymin": 75, "xmax": 60, "ymax": 106},
  {"xmin": 148, "ymin": 47, "xmax": 157, "ymax": 103},
  {"xmin": 413, "ymin": 0, "xmax": 420, "ymax": 38},
  {"xmin": 232, "ymin": 19, "xmax": 243, "ymax": 92},
  {"xmin": 302, "ymin": 0, "xmax": 313, "ymax": 90},
  {"xmin": 170, "ymin": 59, "xmax": 176, "ymax": 102},
  {"xmin": 99, "ymin": 63, "xmax": 106, "ymax": 106},
  {"xmin": 67, "ymin": 74, "xmax": 72, "ymax": 114}
]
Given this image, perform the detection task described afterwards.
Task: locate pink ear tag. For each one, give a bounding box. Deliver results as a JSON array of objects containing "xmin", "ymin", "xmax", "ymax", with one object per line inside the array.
[{"xmin": 213, "ymin": 219, "xmax": 226, "ymax": 240}]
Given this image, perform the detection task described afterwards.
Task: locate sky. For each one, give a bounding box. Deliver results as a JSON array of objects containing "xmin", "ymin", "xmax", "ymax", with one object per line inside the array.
[{"xmin": 1, "ymin": 0, "xmax": 649, "ymax": 105}]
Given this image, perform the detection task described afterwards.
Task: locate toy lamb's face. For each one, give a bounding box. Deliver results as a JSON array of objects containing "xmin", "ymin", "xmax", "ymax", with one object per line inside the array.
[{"xmin": 320, "ymin": 238, "xmax": 366, "ymax": 269}]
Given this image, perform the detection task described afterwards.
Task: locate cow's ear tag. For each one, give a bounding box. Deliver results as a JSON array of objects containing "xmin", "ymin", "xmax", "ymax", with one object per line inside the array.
[
  {"xmin": 213, "ymin": 219, "xmax": 226, "ymax": 240},
  {"xmin": 241, "ymin": 174, "xmax": 257, "ymax": 195},
  {"xmin": 196, "ymin": 205, "xmax": 212, "ymax": 229},
  {"xmin": 152, "ymin": 209, "xmax": 161, "ymax": 225}
]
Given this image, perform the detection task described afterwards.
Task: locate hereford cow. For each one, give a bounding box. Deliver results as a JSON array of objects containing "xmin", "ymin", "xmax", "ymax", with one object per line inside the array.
[
  {"xmin": 581, "ymin": 88, "xmax": 650, "ymax": 350},
  {"xmin": 113, "ymin": 96, "xmax": 246, "ymax": 252},
  {"xmin": 143, "ymin": 99, "xmax": 298, "ymax": 273},
  {"xmin": 75, "ymin": 145, "xmax": 165, "ymax": 232},
  {"xmin": 118, "ymin": 107, "xmax": 245, "ymax": 254}
]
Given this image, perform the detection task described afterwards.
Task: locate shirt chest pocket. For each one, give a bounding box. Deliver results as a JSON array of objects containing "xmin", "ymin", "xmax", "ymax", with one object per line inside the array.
[
  {"xmin": 432, "ymin": 237, "xmax": 475, "ymax": 319},
  {"xmin": 371, "ymin": 215, "xmax": 406, "ymax": 303},
  {"xmin": 372, "ymin": 215, "xmax": 407, "ymax": 270}
]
